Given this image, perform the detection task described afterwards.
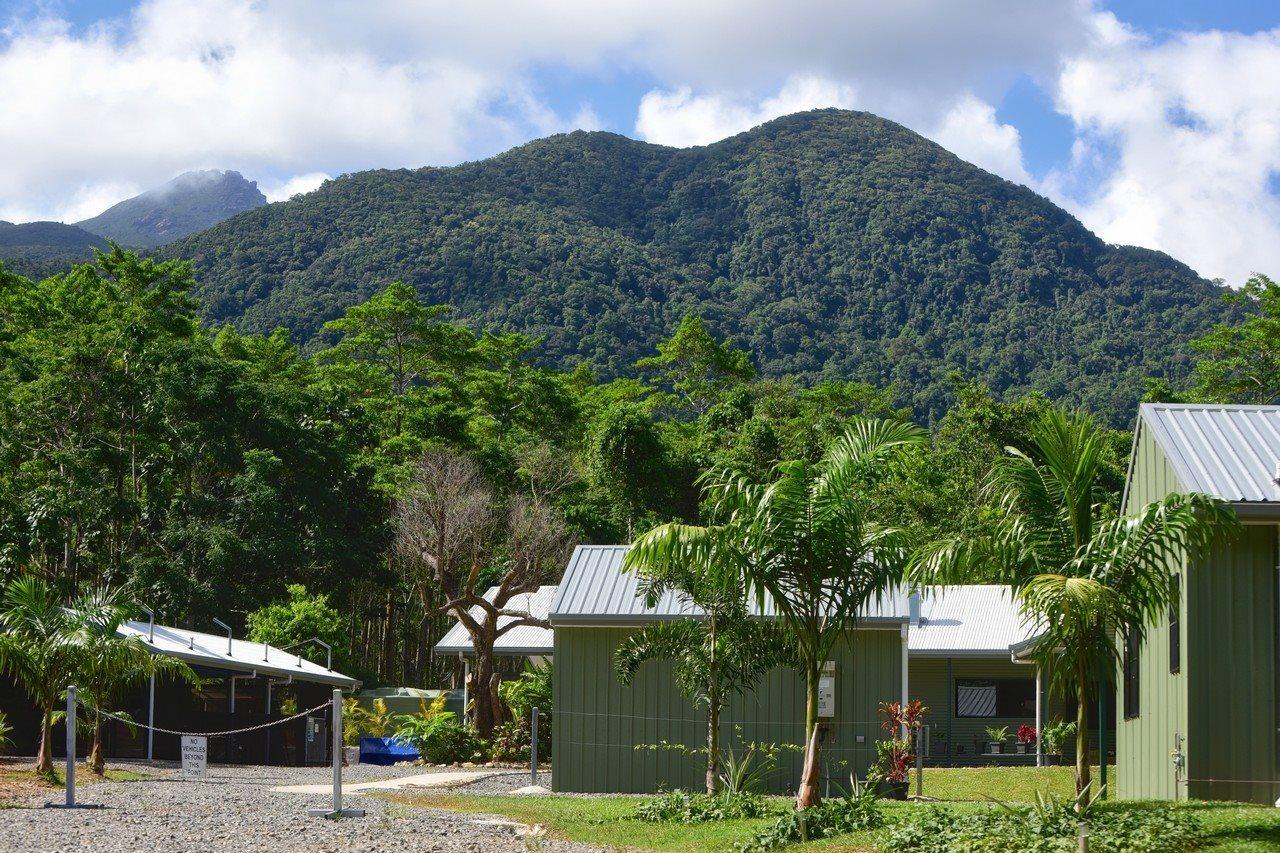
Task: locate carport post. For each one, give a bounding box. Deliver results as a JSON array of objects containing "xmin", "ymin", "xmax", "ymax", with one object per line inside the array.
[
  {"xmin": 147, "ymin": 674, "xmax": 155, "ymax": 761},
  {"xmin": 531, "ymin": 707, "xmax": 539, "ymax": 786},
  {"xmin": 308, "ymin": 688, "xmax": 364, "ymax": 819}
]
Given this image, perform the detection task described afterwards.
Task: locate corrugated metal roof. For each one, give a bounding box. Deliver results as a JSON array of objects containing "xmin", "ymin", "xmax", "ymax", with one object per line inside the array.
[
  {"xmin": 909, "ymin": 585, "xmax": 1037, "ymax": 657},
  {"xmin": 433, "ymin": 585, "xmax": 556, "ymax": 656},
  {"xmin": 1140, "ymin": 403, "xmax": 1280, "ymax": 504},
  {"xmin": 549, "ymin": 545, "xmax": 909, "ymax": 625},
  {"xmin": 117, "ymin": 620, "xmax": 359, "ymax": 688}
]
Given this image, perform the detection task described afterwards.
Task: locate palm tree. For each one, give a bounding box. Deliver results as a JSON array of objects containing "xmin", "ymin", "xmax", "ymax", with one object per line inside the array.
[
  {"xmin": 71, "ymin": 587, "xmax": 197, "ymax": 774},
  {"xmin": 914, "ymin": 408, "xmax": 1238, "ymax": 800},
  {"xmin": 616, "ymin": 523, "xmax": 792, "ymax": 793},
  {"xmin": 702, "ymin": 418, "xmax": 928, "ymax": 808},
  {"xmin": 0, "ymin": 576, "xmax": 83, "ymax": 777}
]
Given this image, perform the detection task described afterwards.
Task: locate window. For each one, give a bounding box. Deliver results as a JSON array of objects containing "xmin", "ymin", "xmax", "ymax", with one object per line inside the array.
[
  {"xmin": 1123, "ymin": 630, "xmax": 1140, "ymax": 719},
  {"xmin": 955, "ymin": 679, "xmax": 1035, "ymax": 718},
  {"xmin": 1169, "ymin": 573, "xmax": 1181, "ymax": 675}
]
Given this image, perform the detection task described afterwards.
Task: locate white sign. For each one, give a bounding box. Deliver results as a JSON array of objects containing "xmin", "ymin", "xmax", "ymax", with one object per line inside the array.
[
  {"xmin": 817, "ymin": 674, "xmax": 836, "ymax": 718},
  {"xmin": 181, "ymin": 735, "xmax": 207, "ymax": 778}
]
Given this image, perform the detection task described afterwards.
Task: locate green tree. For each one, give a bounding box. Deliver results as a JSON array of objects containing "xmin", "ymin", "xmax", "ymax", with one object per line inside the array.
[
  {"xmin": 1188, "ymin": 273, "xmax": 1280, "ymax": 404},
  {"xmin": 617, "ymin": 523, "xmax": 793, "ymax": 793},
  {"xmin": 637, "ymin": 315, "xmax": 755, "ymax": 417},
  {"xmin": 71, "ymin": 586, "xmax": 196, "ymax": 774},
  {"xmin": 0, "ymin": 577, "xmax": 82, "ymax": 777},
  {"xmin": 246, "ymin": 584, "xmax": 350, "ymax": 674},
  {"xmin": 914, "ymin": 408, "xmax": 1238, "ymax": 801},
  {"xmin": 702, "ymin": 418, "xmax": 928, "ymax": 808}
]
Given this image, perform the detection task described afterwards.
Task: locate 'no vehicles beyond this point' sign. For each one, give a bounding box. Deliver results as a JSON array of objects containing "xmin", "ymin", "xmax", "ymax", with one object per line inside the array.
[{"xmin": 181, "ymin": 735, "xmax": 207, "ymax": 779}]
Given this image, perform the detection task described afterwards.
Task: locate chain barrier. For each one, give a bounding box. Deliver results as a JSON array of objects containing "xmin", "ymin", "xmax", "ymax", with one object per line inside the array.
[{"xmin": 80, "ymin": 699, "xmax": 332, "ymax": 738}]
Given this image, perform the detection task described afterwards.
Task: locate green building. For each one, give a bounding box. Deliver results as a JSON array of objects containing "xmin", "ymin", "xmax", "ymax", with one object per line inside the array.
[
  {"xmin": 542, "ymin": 546, "xmax": 1075, "ymax": 793},
  {"xmin": 1117, "ymin": 404, "xmax": 1280, "ymax": 805}
]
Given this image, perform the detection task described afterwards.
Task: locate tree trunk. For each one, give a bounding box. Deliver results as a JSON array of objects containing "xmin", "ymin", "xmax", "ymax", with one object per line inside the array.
[
  {"xmin": 36, "ymin": 708, "xmax": 54, "ymax": 777},
  {"xmin": 797, "ymin": 665, "xmax": 821, "ymax": 809},
  {"xmin": 1075, "ymin": 669, "xmax": 1091, "ymax": 807},
  {"xmin": 706, "ymin": 700, "xmax": 720, "ymax": 795},
  {"xmin": 472, "ymin": 645, "xmax": 498, "ymax": 737},
  {"xmin": 90, "ymin": 712, "xmax": 105, "ymax": 775}
]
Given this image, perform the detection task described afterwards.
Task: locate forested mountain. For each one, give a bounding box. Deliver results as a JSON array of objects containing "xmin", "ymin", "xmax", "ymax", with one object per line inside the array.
[
  {"xmin": 158, "ymin": 110, "xmax": 1232, "ymax": 422},
  {"xmin": 0, "ymin": 220, "xmax": 109, "ymax": 279},
  {"xmin": 78, "ymin": 169, "xmax": 266, "ymax": 247}
]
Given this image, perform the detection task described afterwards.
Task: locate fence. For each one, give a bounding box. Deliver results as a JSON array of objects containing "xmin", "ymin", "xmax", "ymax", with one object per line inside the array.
[{"xmin": 47, "ymin": 684, "xmax": 364, "ymax": 819}]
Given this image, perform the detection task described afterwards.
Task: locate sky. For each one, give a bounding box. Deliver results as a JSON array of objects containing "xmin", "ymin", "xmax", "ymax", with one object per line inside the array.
[{"xmin": 1, "ymin": 1, "xmax": 1278, "ymax": 286}]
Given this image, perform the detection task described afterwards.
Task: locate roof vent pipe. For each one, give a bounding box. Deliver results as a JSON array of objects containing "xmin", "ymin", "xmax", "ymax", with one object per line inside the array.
[
  {"xmin": 139, "ymin": 605, "xmax": 155, "ymax": 644},
  {"xmin": 212, "ymin": 617, "xmax": 233, "ymax": 656},
  {"xmin": 908, "ymin": 591, "xmax": 922, "ymax": 626}
]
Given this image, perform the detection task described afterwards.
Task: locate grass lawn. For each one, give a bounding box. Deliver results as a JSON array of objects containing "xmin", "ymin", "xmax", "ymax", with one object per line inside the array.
[
  {"xmin": 386, "ymin": 766, "xmax": 1280, "ymax": 852},
  {"xmin": 0, "ymin": 759, "xmax": 152, "ymax": 806}
]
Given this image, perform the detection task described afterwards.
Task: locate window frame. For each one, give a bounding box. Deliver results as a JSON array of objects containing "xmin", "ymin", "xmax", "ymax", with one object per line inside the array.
[
  {"xmin": 1169, "ymin": 572, "xmax": 1181, "ymax": 675},
  {"xmin": 953, "ymin": 677, "xmax": 1036, "ymax": 719},
  {"xmin": 1123, "ymin": 629, "xmax": 1140, "ymax": 720}
]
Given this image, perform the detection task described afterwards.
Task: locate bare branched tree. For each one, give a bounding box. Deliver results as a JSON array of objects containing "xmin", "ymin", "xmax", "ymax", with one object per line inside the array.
[{"xmin": 396, "ymin": 448, "xmax": 572, "ymax": 736}]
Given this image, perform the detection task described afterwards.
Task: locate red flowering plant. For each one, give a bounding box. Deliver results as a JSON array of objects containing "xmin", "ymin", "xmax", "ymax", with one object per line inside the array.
[
  {"xmin": 873, "ymin": 700, "xmax": 928, "ymax": 784},
  {"xmin": 1017, "ymin": 724, "xmax": 1037, "ymax": 745}
]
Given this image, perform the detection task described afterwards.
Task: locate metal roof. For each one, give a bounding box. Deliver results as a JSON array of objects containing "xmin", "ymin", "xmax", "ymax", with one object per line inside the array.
[
  {"xmin": 1138, "ymin": 403, "xmax": 1280, "ymax": 507},
  {"xmin": 433, "ymin": 585, "xmax": 556, "ymax": 657},
  {"xmin": 909, "ymin": 585, "xmax": 1037, "ymax": 657},
  {"xmin": 549, "ymin": 544, "xmax": 909, "ymax": 626},
  {"xmin": 117, "ymin": 620, "xmax": 359, "ymax": 689}
]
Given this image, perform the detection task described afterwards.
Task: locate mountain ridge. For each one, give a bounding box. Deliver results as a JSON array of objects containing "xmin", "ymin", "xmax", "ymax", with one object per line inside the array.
[{"xmin": 77, "ymin": 169, "xmax": 266, "ymax": 247}]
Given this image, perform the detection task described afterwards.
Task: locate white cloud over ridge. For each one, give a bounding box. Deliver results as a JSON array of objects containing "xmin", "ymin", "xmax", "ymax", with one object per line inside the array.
[{"xmin": 0, "ymin": 0, "xmax": 1276, "ymax": 284}]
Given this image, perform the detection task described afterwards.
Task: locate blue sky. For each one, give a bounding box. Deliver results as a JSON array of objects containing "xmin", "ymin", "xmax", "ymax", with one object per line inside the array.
[{"xmin": 1, "ymin": 1, "xmax": 1278, "ymax": 283}]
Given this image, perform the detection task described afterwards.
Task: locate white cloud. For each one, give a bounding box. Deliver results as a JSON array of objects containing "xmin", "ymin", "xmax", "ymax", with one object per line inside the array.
[
  {"xmin": 636, "ymin": 76, "xmax": 858, "ymax": 148},
  {"xmin": 262, "ymin": 173, "xmax": 330, "ymax": 203},
  {"xmin": 930, "ymin": 95, "xmax": 1031, "ymax": 185},
  {"xmin": 1048, "ymin": 23, "xmax": 1280, "ymax": 284}
]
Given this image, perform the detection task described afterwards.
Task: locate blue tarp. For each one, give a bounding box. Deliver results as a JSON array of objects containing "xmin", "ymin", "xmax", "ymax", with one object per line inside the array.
[{"xmin": 359, "ymin": 736, "xmax": 419, "ymax": 766}]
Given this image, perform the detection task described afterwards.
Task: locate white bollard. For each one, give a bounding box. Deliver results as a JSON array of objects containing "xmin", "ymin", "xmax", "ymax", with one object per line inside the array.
[
  {"xmin": 309, "ymin": 689, "xmax": 363, "ymax": 819},
  {"xmin": 43, "ymin": 685, "xmax": 100, "ymax": 809}
]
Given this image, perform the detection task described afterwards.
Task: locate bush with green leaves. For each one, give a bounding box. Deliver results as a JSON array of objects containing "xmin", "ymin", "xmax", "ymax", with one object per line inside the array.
[
  {"xmin": 392, "ymin": 697, "xmax": 482, "ymax": 764},
  {"xmin": 0, "ymin": 710, "xmax": 11, "ymax": 755},
  {"xmin": 488, "ymin": 719, "xmax": 532, "ymax": 763},
  {"xmin": 736, "ymin": 791, "xmax": 883, "ymax": 851},
  {"xmin": 635, "ymin": 790, "xmax": 770, "ymax": 823},
  {"xmin": 884, "ymin": 800, "xmax": 1203, "ymax": 853}
]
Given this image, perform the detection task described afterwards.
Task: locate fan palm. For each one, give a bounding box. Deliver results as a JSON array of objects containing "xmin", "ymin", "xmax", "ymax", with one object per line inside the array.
[
  {"xmin": 617, "ymin": 522, "xmax": 792, "ymax": 793},
  {"xmin": 914, "ymin": 408, "xmax": 1238, "ymax": 800},
  {"xmin": 0, "ymin": 576, "xmax": 83, "ymax": 777},
  {"xmin": 702, "ymin": 417, "xmax": 928, "ymax": 808},
  {"xmin": 71, "ymin": 586, "xmax": 197, "ymax": 774}
]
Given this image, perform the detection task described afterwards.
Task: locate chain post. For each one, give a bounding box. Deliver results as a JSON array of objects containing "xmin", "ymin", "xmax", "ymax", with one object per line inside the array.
[
  {"xmin": 308, "ymin": 689, "xmax": 363, "ymax": 819},
  {"xmin": 43, "ymin": 685, "xmax": 100, "ymax": 809}
]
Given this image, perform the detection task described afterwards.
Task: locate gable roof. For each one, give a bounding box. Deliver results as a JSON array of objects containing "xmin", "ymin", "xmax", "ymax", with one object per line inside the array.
[
  {"xmin": 1136, "ymin": 403, "xmax": 1280, "ymax": 508},
  {"xmin": 549, "ymin": 544, "xmax": 909, "ymax": 626},
  {"xmin": 909, "ymin": 585, "xmax": 1037, "ymax": 657},
  {"xmin": 433, "ymin": 585, "xmax": 556, "ymax": 657},
  {"xmin": 117, "ymin": 620, "xmax": 359, "ymax": 689}
]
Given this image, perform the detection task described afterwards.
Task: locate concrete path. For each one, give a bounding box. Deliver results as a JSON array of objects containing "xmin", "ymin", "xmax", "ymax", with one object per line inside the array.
[{"xmin": 272, "ymin": 769, "xmax": 498, "ymax": 794}]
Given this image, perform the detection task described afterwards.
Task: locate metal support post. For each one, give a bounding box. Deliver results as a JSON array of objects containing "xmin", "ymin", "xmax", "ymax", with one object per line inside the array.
[
  {"xmin": 915, "ymin": 726, "xmax": 923, "ymax": 798},
  {"xmin": 147, "ymin": 673, "xmax": 155, "ymax": 762},
  {"xmin": 308, "ymin": 689, "xmax": 363, "ymax": 819},
  {"xmin": 531, "ymin": 707, "xmax": 539, "ymax": 786},
  {"xmin": 1097, "ymin": 679, "xmax": 1107, "ymax": 798},
  {"xmin": 44, "ymin": 685, "xmax": 100, "ymax": 809}
]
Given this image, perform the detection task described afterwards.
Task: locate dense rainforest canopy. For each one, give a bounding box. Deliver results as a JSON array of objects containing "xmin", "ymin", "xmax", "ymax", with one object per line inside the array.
[{"xmin": 166, "ymin": 109, "xmax": 1236, "ymax": 425}]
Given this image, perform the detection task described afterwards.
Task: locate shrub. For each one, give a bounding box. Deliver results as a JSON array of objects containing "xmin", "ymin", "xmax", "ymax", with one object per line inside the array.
[
  {"xmin": 392, "ymin": 696, "xmax": 482, "ymax": 764},
  {"xmin": 343, "ymin": 697, "xmax": 394, "ymax": 746},
  {"xmin": 636, "ymin": 790, "xmax": 770, "ymax": 823},
  {"xmin": 883, "ymin": 801, "xmax": 1203, "ymax": 853},
  {"xmin": 489, "ymin": 719, "xmax": 531, "ymax": 763},
  {"xmin": 499, "ymin": 661, "xmax": 552, "ymax": 758},
  {"xmin": 1041, "ymin": 719, "xmax": 1077, "ymax": 755},
  {"xmin": 736, "ymin": 790, "xmax": 883, "ymax": 851},
  {"xmin": 0, "ymin": 710, "xmax": 11, "ymax": 755}
]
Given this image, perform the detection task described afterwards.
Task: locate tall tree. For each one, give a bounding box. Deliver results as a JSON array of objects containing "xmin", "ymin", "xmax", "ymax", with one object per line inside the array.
[
  {"xmin": 702, "ymin": 418, "xmax": 928, "ymax": 808},
  {"xmin": 394, "ymin": 449, "xmax": 571, "ymax": 736},
  {"xmin": 914, "ymin": 408, "xmax": 1238, "ymax": 801},
  {"xmin": 637, "ymin": 315, "xmax": 755, "ymax": 417},
  {"xmin": 1188, "ymin": 273, "xmax": 1280, "ymax": 404},
  {"xmin": 617, "ymin": 523, "xmax": 793, "ymax": 793}
]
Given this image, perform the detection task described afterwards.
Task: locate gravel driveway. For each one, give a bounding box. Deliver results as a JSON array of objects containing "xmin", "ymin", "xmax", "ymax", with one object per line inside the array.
[{"xmin": 2, "ymin": 763, "xmax": 597, "ymax": 852}]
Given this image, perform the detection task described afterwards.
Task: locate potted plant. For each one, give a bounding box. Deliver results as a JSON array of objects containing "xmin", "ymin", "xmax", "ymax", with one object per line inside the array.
[
  {"xmin": 985, "ymin": 725, "xmax": 1009, "ymax": 755},
  {"xmin": 873, "ymin": 700, "xmax": 927, "ymax": 799},
  {"xmin": 1040, "ymin": 719, "xmax": 1076, "ymax": 766},
  {"xmin": 1016, "ymin": 724, "xmax": 1037, "ymax": 755}
]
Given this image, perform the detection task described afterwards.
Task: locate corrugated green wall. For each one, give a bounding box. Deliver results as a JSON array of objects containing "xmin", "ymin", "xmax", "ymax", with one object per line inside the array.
[
  {"xmin": 552, "ymin": 625, "xmax": 903, "ymax": 793},
  {"xmin": 911, "ymin": 658, "xmax": 1066, "ymax": 762},
  {"xmin": 1118, "ymin": 421, "xmax": 1279, "ymax": 804},
  {"xmin": 1116, "ymin": 421, "xmax": 1189, "ymax": 801},
  {"xmin": 1187, "ymin": 525, "xmax": 1278, "ymax": 804}
]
